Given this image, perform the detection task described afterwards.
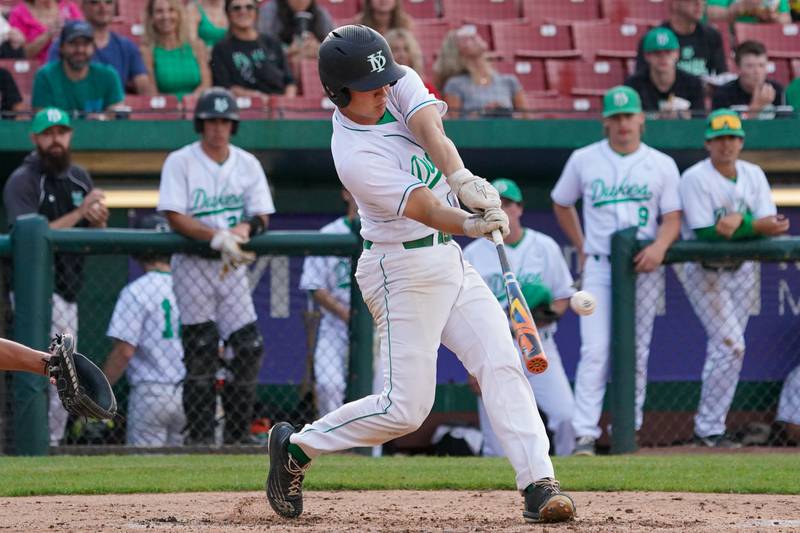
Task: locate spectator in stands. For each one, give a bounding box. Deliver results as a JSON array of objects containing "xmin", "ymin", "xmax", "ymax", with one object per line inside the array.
[
  {"xmin": 8, "ymin": 0, "xmax": 83, "ymax": 62},
  {"xmin": 0, "ymin": 66, "xmax": 24, "ymax": 116},
  {"xmin": 435, "ymin": 25, "xmax": 527, "ymax": 118},
  {"xmin": 32, "ymin": 20, "xmax": 124, "ymax": 114},
  {"xmin": 353, "ymin": 0, "xmax": 412, "ymax": 35},
  {"xmin": 1, "ymin": 13, "xmax": 27, "ymax": 58},
  {"xmin": 385, "ymin": 28, "xmax": 439, "ymax": 98},
  {"xmin": 4, "ymin": 106, "xmax": 108, "ymax": 445},
  {"xmin": 712, "ymin": 40, "xmax": 784, "ymax": 115},
  {"xmin": 786, "ymin": 77, "xmax": 799, "ymax": 108},
  {"xmin": 141, "ymin": 0, "xmax": 211, "ymax": 100},
  {"xmin": 626, "ymin": 27, "xmax": 705, "ymax": 118},
  {"xmin": 47, "ymin": 0, "xmax": 155, "ymax": 95},
  {"xmin": 258, "ymin": 0, "xmax": 333, "ymax": 73},
  {"xmin": 707, "ymin": 0, "xmax": 791, "ymax": 23},
  {"xmin": 211, "ymin": 0, "xmax": 296, "ymax": 99},
  {"xmin": 186, "ymin": 0, "xmax": 227, "ymax": 48},
  {"xmin": 635, "ymin": 0, "xmax": 727, "ymax": 78}
]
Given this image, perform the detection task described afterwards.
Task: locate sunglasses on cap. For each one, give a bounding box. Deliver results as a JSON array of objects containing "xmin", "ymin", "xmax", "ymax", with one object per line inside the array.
[
  {"xmin": 709, "ymin": 114, "xmax": 742, "ymax": 131},
  {"xmin": 228, "ymin": 3, "xmax": 256, "ymax": 12}
]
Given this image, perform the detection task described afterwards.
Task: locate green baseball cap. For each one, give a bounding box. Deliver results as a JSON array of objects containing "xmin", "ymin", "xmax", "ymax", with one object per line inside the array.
[
  {"xmin": 521, "ymin": 281, "xmax": 552, "ymax": 309},
  {"xmin": 491, "ymin": 178, "xmax": 522, "ymax": 203},
  {"xmin": 31, "ymin": 107, "xmax": 71, "ymax": 134},
  {"xmin": 642, "ymin": 27, "xmax": 679, "ymax": 53},
  {"xmin": 602, "ymin": 85, "xmax": 642, "ymax": 117},
  {"xmin": 705, "ymin": 108, "xmax": 745, "ymax": 140}
]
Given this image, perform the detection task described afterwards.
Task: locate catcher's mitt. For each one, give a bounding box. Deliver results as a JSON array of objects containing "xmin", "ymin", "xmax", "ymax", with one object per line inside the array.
[
  {"xmin": 532, "ymin": 304, "xmax": 560, "ymax": 327},
  {"xmin": 47, "ymin": 334, "xmax": 117, "ymax": 420}
]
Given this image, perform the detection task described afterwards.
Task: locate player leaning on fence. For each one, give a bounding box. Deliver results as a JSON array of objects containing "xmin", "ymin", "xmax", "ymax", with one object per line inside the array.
[
  {"xmin": 157, "ymin": 87, "xmax": 274, "ymax": 445},
  {"xmin": 678, "ymin": 108, "xmax": 790, "ymax": 448}
]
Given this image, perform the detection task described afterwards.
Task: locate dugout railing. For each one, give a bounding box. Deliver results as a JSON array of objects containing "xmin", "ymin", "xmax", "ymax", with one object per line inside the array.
[
  {"xmin": 610, "ymin": 227, "xmax": 800, "ymax": 454},
  {"xmin": 4, "ymin": 214, "xmax": 370, "ymax": 456}
]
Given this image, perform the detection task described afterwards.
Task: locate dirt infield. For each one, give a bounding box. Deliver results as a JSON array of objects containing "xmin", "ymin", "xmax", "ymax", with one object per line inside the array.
[{"xmin": 2, "ymin": 490, "xmax": 800, "ymax": 532}]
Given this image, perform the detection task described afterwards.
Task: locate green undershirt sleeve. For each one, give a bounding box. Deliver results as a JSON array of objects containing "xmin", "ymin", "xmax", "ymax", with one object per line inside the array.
[{"xmin": 695, "ymin": 212, "xmax": 758, "ymax": 241}]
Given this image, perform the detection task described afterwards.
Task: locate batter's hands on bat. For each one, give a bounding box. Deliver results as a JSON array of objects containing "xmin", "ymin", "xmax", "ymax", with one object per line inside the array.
[
  {"xmin": 462, "ymin": 207, "xmax": 510, "ymax": 239},
  {"xmin": 447, "ymin": 169, "xmax": 501, "ymax": 211},
  {"xmin": 754, "ymin": 214, "xmax": 790, "ymax": 236},
  {"xmin": 634, "ymin": 241, "xmax": 668, "ymax": 273},
  {"xmin": 211, "ymin": 229, "xmax": 256, "ymax": 278}
]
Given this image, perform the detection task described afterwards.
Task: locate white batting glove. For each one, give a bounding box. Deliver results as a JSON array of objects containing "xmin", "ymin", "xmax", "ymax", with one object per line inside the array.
[
  {"xmin": 462, "ymin": 207, "xmax": 510, "ymax": 239},
  {"xmin": 210, "ymin": 230, "xmax": 256, "ymax": 278},
  {"xmin": 446, "ymin": 169, "xmax": 501, "ymax": 211}
]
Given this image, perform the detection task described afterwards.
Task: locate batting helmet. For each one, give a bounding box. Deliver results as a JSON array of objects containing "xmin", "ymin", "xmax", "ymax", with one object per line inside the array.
[
  {"xmin": 318, "ymin": 25, "xmax": 406, "ymax": 108},
  {"xmin": 134, "ymin": 213, "xmax": 171, "ymax": 264},
  {"xmin": 194, "ymin": 87, "xmax": 240, "ymax": 134}
]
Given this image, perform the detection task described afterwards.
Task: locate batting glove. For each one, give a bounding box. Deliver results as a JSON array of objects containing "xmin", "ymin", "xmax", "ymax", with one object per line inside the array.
[
  {"xmin": 210, "ymin": 229, "xmax": 256, "ymax": 278},
  {"xmin": 446, "ymin": 169, "xmax": 501, "ymax": 212},
  {"xmin": 462, "ymin": 207, "xmax": 510, "ymax": 239}
]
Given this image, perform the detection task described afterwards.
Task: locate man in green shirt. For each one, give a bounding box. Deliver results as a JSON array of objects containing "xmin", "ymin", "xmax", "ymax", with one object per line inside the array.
[
  {"xmin": 707, "ymin": 0, "xmax": 792, "ymax": 23},
  {"xmin": 32, "ymin": 20, "xmax": 124, "ymax": 115}
]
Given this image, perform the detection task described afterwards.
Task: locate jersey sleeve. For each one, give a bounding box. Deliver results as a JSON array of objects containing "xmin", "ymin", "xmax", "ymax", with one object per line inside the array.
[
  {"xmin": 542, "ymin": 237, "xmax": 574, "ymax": 300},
  {"xmin": 338, "ymin": 151, "xmax": 425, "ymax": 218},
  {"xmin": 679, "ymin": 171, "xmax": 716, "ymax": 229},
  {"xmin": 244, "ymin": 155, "xmax": 276, "ymax": 216},
  {"xmin": 391, "ymin": 66, "xmax": 447, "ymax": 125},
  {"xmin": 157, "ymin": 151, "xmax": 188, "ymax": 214},
  {"xmin": 551, "ymin": 152, "xmax": 583, "ymax": 206},
  {"xmin": 106, "ymin": 286, "xmax": 144, "ymax": 347},
  {"xmin": 299, "ymin": 255, "xmax": 328, "ymax": 291},
  {"xmin": 752, "ymin": 166, "xmax": 777, "ymax": 219},
  {"xmin": 659, "ymin": 156, "xmax": 682, "ymax": 215}
]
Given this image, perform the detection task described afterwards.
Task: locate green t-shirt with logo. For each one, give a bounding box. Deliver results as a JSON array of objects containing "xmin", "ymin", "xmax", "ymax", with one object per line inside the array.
[
  {"xmin": 32, "ymin": 61, "xmax": 124, "ymax": 113},
  {"xmin": 706, "ymin": 0, "xmax": 790, "ymax": 22}
]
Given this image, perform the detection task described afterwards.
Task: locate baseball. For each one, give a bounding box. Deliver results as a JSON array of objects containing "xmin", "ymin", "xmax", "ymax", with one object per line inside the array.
[{"xmin": 570, "ymin": 290, "xmax": 596, "ymax": 316}]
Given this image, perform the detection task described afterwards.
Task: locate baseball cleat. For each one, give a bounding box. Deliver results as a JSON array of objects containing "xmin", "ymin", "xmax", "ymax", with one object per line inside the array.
[
  {"xmin": 266, "ymin": 422, "xmax": 308, "ymax": 518},
  {"xmin": 523, "ymin": 478, "xmax": 576, "ymax": 523},
  {"xmin": 692, "ymin": 433, "xmax": 742, "ymax": 449},
  {"xmin": 572, "ymin": 436, "xmax": 596, "ymax": 456}
]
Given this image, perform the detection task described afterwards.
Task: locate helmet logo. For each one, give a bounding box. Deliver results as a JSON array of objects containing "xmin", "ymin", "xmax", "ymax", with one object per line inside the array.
[
  {"xmin": 214, "ymin": 97, "xmax": 229, "ymax": 113},
  {"xmin": 366, "ymin": 50, "xmax": 387, "ymax": 73}
]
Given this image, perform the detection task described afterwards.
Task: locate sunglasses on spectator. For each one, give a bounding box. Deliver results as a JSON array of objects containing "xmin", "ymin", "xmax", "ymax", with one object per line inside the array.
[
  {"xmin": 710, "ymin": 115, "xmax": 742, "ymax": 131},
  {"xmin": 86, "ymin": 0, "xmax": 114, "ymax": 5},
  {"xmin": 228, "ymin": 3, "xmax": 256, "ymax": 12}
]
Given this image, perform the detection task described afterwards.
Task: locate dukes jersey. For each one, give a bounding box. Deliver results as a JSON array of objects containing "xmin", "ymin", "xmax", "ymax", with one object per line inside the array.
[
  {"xmin": 106, "ymin": 271, "xmax": 185, "ymax": 385},
  {"xmin": 157, "ymin": 141, "xmax": 275, "ymax": 230},
  {"xmin": 299, "ymin": 216, "xmax": 353, "ymax": 330},
  {"xmin": 679, "ymin": 158, "xmax": 776, "ymax": 240},
  {"xmin": 331, "ymin": 66, "xmax": 455, "ymax": 244},
  {"xmin": 463, "ymin": 228, "xmax": 574, "ymax": 307},
  {"xmin": 551, "ymin": 140, "xmax": 682, "ymax": 256}
]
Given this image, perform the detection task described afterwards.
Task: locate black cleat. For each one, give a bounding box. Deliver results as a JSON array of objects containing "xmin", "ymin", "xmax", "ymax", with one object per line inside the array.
[
  {"xmin": 266, "ymin": 422, "xmax": 309, "ymax": 518},
  {"xmin": 523, "ymin": 478, "xmax": 576, "ymax": 523}
]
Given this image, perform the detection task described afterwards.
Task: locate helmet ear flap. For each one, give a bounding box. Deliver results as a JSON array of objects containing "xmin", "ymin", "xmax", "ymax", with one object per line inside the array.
[
  {"xmin": 323, "ymin": 83, "xmax": 351, "ymax": 108},
  {"xmin": 194, "ymin": 118, "xmax": 203, "ymax": 134}
]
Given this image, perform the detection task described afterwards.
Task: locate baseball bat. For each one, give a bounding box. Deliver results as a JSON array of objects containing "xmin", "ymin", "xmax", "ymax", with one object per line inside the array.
[{"xmin": 491, "ymin": 230, "xmax": 549, "ymax": 374}]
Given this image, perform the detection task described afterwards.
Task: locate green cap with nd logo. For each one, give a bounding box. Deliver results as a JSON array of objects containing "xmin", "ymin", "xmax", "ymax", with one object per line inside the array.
[
  {"xmin": 643, "ymin": 27, "xmax": 679, "ymax": 53},
  {"xmin": 705, "ymin": 108, "xmax": 745, "ymax": 140},
  {"xmin": 602, "ymin": 85, "xmax": 642, "ymax": 117},
  {"xmin": 491, "ymin": 178, "xmax": 522, "ymax": 203},
  {"xmin": 31, "ymin": 107, "xmax": 71, "ymax": 134}
]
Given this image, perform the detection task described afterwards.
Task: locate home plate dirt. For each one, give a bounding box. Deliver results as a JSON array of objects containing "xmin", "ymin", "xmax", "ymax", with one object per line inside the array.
[{"xmin": 2, "ymin": 491, "xmax": 799, "ymax": 532}]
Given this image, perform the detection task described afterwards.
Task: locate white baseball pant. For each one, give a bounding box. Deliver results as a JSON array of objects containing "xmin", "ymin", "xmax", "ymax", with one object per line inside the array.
[
  {"xmin": 127, "ymin": 383, "xmax": 186, "ymax": 446},
  {"xmin": 777, "ymin": 364, "xmax": 800, "ymax": 425}
]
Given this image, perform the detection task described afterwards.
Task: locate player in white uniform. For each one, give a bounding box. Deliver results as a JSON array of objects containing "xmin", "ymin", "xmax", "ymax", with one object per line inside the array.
[
  {"xmin": 678, "ymin": 108, "xmax": 789, "ymax": 447},
  {"xmin": 463, "ymin": 178, "xmax": 576, "ymax": 457},
  {"xmin": 777, "ymin": 364, "xmax": 800, "ymax": 444},
  {"xmin": 157, "ymin": 87, "xmax": 275, "ymax": 445},
  {"xmin": 552, "ymin": 86, "xmax": 682, "ymax": 456},
  {"xmin": 103, "ymin": 214, "xmax": 186, "ymax": 446},
  {"xmin": 299, "ymin": 189, "xmax": 359, "ymax": 417},
  {"xmin": 267, "ymin": 25, "xmax": 575, "ymax": 524}
]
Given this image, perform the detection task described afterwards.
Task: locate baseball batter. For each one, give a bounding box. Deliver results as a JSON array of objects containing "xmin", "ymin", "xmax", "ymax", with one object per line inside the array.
[
  {"xmin": 267, "ymin": 25, "xmax": 575, "ymax": 524},
  {"xmin": 464, "ymin": 178, "xmax": 576, "ymax": 457},
  {"xmin": 158, "ymin": 87, "xmax": 275, "ymax": 445},
  {"xmin": 552, "ymin": 86, "xmax": 682, "ymax": 456},
  {"xmin": 103, "ymin": 214, "xmax": 186, "ymax": 447},
  {"xmin": 678, "ymin": 108, "xmax": 789, "ymax": 447}
]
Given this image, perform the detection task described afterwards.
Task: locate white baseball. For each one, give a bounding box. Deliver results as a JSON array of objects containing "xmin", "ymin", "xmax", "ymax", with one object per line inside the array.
[{"xmin": 570, "ymin": 290, "xmax": 596, "ymax": 316}]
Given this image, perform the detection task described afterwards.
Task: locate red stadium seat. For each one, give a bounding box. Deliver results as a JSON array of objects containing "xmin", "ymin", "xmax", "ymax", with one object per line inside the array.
[
  {"xmin": 767, "ymin": 58, "xmax": 792, "ymax": 86},
  {"xmin": 572, "ymin": 22, "xmax": 647, "ymax": 60},
  {"xmin": 415, "ymin": 20, "xmax": 452, "ymax": 60},
  {"xmin": 492, "ymin": 57, "xmax": 547, "ymax": 92},
  {"xmin": 110, "ymin": 20, "xmax": 144, "ymax": 45},
  {"xmin": 491, "ymin": 21, "xmax": 580, "ymax": 60},
  {"xmin": 123, "ymin": 94, "xmax": 182, "ymax": 120},
  {"xmin": 710, "ymin": 22, "xmax": 734, "ymax": 69},
  {"xmin": 600, "ymin": 0, "xmax": 668, "ymax": 24},
  {"xmin": 521, "ymin": 0, "xmax": 600, "ymax": 24},
  {"xmin": 524, "ymin": 92, "xmax": 600, "ymax": 118},
  {"xmin": 402, "ymin": 0, "xmax": 438, "ymax": 20},
  {"xmin": 317, "ymin": 0, "xmax": 359, "ymax": 20},
  {"xmin": 441, "ymin": 0, "xmax": 520, "ymax": 22},
  {"xmin": 0, "ymin": 59, "xmax": 39, "ymax": 97},
  {"xmin": 462, "ymin": 21, "xmax": 493, "ymax": 50},
  {"xmin": 270, "ymin": 95, "xmax": 335, "ymax": 119},
  {"xmin": 300, "ymin": 59, "xmax": 325, "ymax": 98},
  {"xmin": 118, "ymin": 0, "xmax": 147, "ymax": 23},
  {"xmin": 545, "ymin": 58, "xmax": 625, "ymax": 96},
  {"xmin": 234, "ymin": 94, "xmax": 270, "ymax": 120},
  {"xmin": 792, "ymin": 59, "xmax": 800, "ymax": 78},
  {"xmin": 734, "ymin": 23, "xmax": 800, "ymax": 59}
]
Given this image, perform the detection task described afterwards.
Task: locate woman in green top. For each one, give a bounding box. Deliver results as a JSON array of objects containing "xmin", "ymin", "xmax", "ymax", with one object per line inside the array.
[
  {"xmin": 141, "ymin": 0, "xmax": 211, "ymax": 100},
  {"xmin": 187, "ymin": 0, "xmax": 228, "ymax": 48}
]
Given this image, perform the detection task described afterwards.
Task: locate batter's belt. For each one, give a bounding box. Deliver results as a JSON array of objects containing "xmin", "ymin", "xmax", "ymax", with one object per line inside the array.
[{"xmin": 363, "ymin": 232, "xmax": 453, "ymax": 250}]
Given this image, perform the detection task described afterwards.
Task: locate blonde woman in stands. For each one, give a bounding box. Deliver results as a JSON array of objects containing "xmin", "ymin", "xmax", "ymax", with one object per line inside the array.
[
  {"xmin": 8, "ymin": 0, "xmax": 82, "ymax": 61},
  {"xmin": 385, "ymin": 28, "xmax": 439, "ymax": 98},
  {"xmin": 140, "ymin": 0, "xmax": 211, "ymax": 100},
  {"xmin": 434, "ymin": 25, "xmax": 527, "ymax": 118},
  {"xmin": 186, "ymin": 0, "xmax": 228, "ymax": 49},
  {"xmin": 354, "ymin": 0, "xmax": 412, "ymax": 35}
]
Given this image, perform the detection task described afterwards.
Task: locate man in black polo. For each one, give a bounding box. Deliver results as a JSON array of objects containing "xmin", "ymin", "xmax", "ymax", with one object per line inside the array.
[
  {"xmin": 3, "ymin": 107, "xmax": 108, "ymax": 446},
  {"xmin": 711, "ymin": 40, "xmax": 785, "ymax": 117}
]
